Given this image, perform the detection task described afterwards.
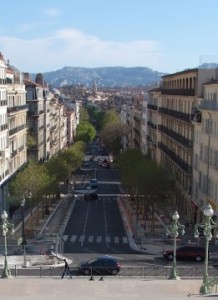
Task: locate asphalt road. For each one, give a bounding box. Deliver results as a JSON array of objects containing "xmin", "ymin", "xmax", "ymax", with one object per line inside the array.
[
  {"xmin": 63, "ymin": 196, "xmax": 135, "ymax": 254},
  {"xmin": 59, "ymin": 142, "xmax": 217, "ymax": 277}
]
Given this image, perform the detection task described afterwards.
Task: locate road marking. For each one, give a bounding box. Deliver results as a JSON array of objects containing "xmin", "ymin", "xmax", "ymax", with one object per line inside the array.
[
  {"xmin": 71, "ymin": 235, "xmax": 77, "ymax": 242},
  {"xmin": 123, "ymin": 237, "xmax": 128, "ymax": 244},
  {"xmin": 88, "ymin": 236, "xmax": 94, "ymax": 242},
  {"xmin": 114, "ymin": 236, "xmax": 119, "ymax": 243},
  {"xmin": 69, "ymin": 235, "xmax": 128, "ymax": 244},
  {"xmin": 62, "ymin": 235, "xmax": 68, "ymax": 242},
  {"xmin": 97, "ymin": 236, "xmax": 102, "ymax": 243},
  {"xmin": 79, "ymin": 235, "xmax": 85, "ymax": 242}
]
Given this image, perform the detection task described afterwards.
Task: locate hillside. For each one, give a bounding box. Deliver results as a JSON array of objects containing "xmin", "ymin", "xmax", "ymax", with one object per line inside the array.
[{"xmin": 40, "ymin": 66, "xmax": 165, "ymax": 88}]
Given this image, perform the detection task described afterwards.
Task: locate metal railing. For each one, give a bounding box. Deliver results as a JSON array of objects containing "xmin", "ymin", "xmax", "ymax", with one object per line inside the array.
[{"xmin": 1, "ymin": 264, "xmax": 218, "ymax": 279}]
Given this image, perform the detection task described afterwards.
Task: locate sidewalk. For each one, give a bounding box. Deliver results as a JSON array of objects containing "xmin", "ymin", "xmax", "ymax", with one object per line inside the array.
[
  {"xmin": 0, "ymin": 278, "xmax": 211, "ymax": 300},
  {"xmin": 0, "ymin": 196, "xmax": 72, "ymax": 268},
  {"xmin": 118, "ymin": 196, "xmax": 168, "ymax": 255}
]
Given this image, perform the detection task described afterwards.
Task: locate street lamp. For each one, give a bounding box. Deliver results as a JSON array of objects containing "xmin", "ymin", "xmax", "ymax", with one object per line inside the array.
[
  {"xmin": 194, "ymin": 203, "xmax": 218, "ymax": 295},
  {"xmin": 166, "ymin": 211, "xmax": 185, "ymax": 280},
  {"xmin": 0, "ymin": 210, "xmax": 14, "ymax": 278},
  {"xmin": 20, "ymin": 190, "xmax": 32, "ymax": 267}
]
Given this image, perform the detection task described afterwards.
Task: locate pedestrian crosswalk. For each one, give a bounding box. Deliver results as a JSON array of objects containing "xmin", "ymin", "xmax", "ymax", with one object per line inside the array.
[{"xmin": 62, "ymin": 234, "xmax": 129, "ymax": 244}]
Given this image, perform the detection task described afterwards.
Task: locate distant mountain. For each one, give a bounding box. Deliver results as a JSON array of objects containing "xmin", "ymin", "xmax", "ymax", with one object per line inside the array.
[
  {"xmin": 198, "ymin": 63, "xmax": 218, "ymax": 69},
  {"xmin": 39, "ymin": 66, "xmax": 165, "ymax": 88}
]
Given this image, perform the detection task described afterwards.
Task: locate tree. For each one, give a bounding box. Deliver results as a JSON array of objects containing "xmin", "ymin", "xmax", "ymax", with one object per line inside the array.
[
  {"xmin": 100, "ymin": 109, "xmax": 120, "ymax": 129},
  {"xmin": 87, "ymin": 105, "xmax": 104, "ymax": 130},
  {"xmin": 45, "ymin": 156, "xmax": 72, "ymax": 184},
  {"xmin": 60, "ymin": 141, "xmax": 86, "ymax": 172},
  {"xmin": 116, "ymin": 149, "xmax": 175, "ymax": 235},
  {"xmin": 75, "ymin": 121, "xmax": 96, "ymax": 143},
  {"xmin": 9, "ymin": 161, "xmax": 51, "ymax": 206},
  {"xmin": 115, "ymin": 149, "xmax": 145, "ymax": 193},
  {"xmin": 80, "ymin": 107, "xmax": 90, "ymax": 122},
  {"xmin": 100, "ymin": 122, "xmax": 126, "ymax": 155}
]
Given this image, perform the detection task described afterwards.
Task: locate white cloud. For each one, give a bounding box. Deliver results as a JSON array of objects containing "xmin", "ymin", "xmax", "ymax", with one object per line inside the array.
[
  {"xmin": 0, "ymin": 28, "xmax": 163, "ymax": 72},
  {"xmin": 43, "ymin": 8, "xmax": 61, "ymax": 17},
  {"xmin": 17, "ymin": 22, "xmax": 42, "ymax": 33}
]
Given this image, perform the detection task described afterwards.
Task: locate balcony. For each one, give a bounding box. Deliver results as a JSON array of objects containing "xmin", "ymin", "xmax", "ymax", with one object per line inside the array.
[
  {"xmin": 158, "ymin": 142, "xmax": 192, "ymax": 174},
  {"xmin": 133, "ymin": 128, "xmax": 140, "ymax": 135},
  {"xmin": 7, "ymin": 104, "xmax": 28, "ymax": 113},
  {"xmin": 0, "ymin": 124, "xmax": 7, "ymax": 131},
  {"xmin": 9, "ymin": 124, "xmax": 26, "ymax": 136},
  {"xmin": 158, "ymin": 125, "xmax": 193, "ymax": 148},
  {"xmin": 38, "ymin": 125, "xmax": 44, "ymax": 131},
  {"xmin": 158, "ymin": 107, "xmax": 191, "ymax": 123},
  {"xmin": 147, "ymin": 121, "xmax": 157, "ymax": 130},
  {"xmin": 161, "ymin": 88, "xmax": 195, "ymax": 96},
  {"xmin": 147, "ymin": 103, "xmax": 158, "ymax": 110},
  {"xmin": 11, "ymin": 149, "xmax": 18, "ymax": 158},
  {"xmin": 134, "ymin": 116, "xmax": 141, "ymax": 122}
]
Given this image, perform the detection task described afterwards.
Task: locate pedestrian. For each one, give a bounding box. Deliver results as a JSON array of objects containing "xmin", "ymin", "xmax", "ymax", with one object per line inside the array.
[{"xmin": 61, "ymin": 259, "xmax": 72, "ymax": 279}]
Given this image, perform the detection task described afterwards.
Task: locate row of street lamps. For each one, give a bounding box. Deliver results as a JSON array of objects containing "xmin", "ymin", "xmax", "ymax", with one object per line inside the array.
[
  {"xmin": 0, "ymin": 198, "xmax": 218, "ymax": 294},
  {"xmin": 167, "ymin": 203, "xmax": 218, "ymax": 295}
]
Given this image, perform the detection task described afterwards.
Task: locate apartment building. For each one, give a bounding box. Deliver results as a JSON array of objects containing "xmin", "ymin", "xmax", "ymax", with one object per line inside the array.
[
  {"xmin": 24, "ymin": 74, "xmax": 70, "ymax": 161},
  {"xmin": 146, "ymin": 68, "xmax": 217, "ymax": 223},
  {"xmin": 66, "ymin": 109, "xmax": 76, "ymax": 145},
  {"xmin": 141, "ymin": 92, "xmax": 148, "ymax": 156},
  {"xmin": 0, "ymin": 54, "xmax": 28, "ymax": 211},
  {"xmin": 57, "ymin": 103, "xmax": 68, "ymax": 150},
  {"xmin": 24, "ymin": 75, "xmax": 47, "ymax": 162},
  {"xmin": 0, "ymin": 53, "xmax": 9, "ymax": 211},
  {"xmin": 120, "ymin": 104, "xmax": 133, "ymax": 151},
  {"xmin": 7, "ymin": 65, "xmax": 27, "ymax": 175},
  {"xmin": 143, "ymin": 87, "xmax": 161, "ymax": 160},
  {"xmin": 192, "ymin": 79, "xmax": 218, "ymax": 219}
]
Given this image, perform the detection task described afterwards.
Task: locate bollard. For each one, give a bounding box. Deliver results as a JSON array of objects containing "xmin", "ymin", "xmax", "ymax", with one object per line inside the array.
[{"xmin": 89, "ymin": 267, "xmax": 94, "ymax": 281}]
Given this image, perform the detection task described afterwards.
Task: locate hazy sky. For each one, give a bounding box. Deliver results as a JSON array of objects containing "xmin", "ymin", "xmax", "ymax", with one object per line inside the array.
[{"xmin": 0, "ymin": 0, "xmax": 218, "ymax": 74}]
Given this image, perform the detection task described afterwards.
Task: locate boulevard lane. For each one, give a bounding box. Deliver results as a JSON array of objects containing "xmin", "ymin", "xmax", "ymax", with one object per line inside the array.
[{"xmin": 62, "ymin": 196, "xmax": 135, "ymax": 254}]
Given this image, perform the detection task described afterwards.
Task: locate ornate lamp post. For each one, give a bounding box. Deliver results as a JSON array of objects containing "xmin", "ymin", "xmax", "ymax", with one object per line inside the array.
[
  {"xmin": 0, "ymin": 210, "xmax": 15, "ymax": 278},
  {"xmin": 194, "ymin": 203, "xmax": 218, "ymax": 295},
  {"xmin": 166, "ymin": 211, "xmax": 185, "ymax": 280}
]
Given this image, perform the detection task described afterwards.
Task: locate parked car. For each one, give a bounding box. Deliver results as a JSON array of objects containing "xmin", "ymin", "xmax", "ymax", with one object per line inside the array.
[
  {"xmin": 78, "ymin": 255, "xmax": 121, "ymax": 275},
  {"xmin": 101, "ymin": 159, "xmax": 111, "ymax": 168},
  {"xmin": 162, "ymin": 246, "xmax": 206, "ymax": 262},
  {"xmin": 83, "ymin": 161, "xmax": 90, "ymax": 167}
]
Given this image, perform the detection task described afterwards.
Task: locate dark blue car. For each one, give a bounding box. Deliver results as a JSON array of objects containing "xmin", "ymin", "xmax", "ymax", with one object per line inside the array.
[{"xmin": 78, "ymin": 255, "xmax": 121, "ymax": 275}]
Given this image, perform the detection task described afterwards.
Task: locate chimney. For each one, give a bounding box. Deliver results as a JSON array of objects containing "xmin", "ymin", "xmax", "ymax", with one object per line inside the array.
[
  {"xmin": 23, "ymin": 72, "xmax": 30, "ymax": 80},
  {"xmin": 35, "ymin": 73, "xmax": 44, "ymax": 86}
]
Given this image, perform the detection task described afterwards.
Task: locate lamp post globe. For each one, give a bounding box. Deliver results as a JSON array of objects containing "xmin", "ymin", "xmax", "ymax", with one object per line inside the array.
[
  {"xmin": 172, "ymin": 211, "xmax": 179, "ymax": 221},
  {"xmin": 0, "ymin": 210, "xmax": 14, "ymax": 278},
  {"xmin": 203, "ymin": 204, "xmax": 214, "ymax": 218},
  {"xmin": 1, "ymin": 210, "xmax": 8, "ymax": 220}
]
